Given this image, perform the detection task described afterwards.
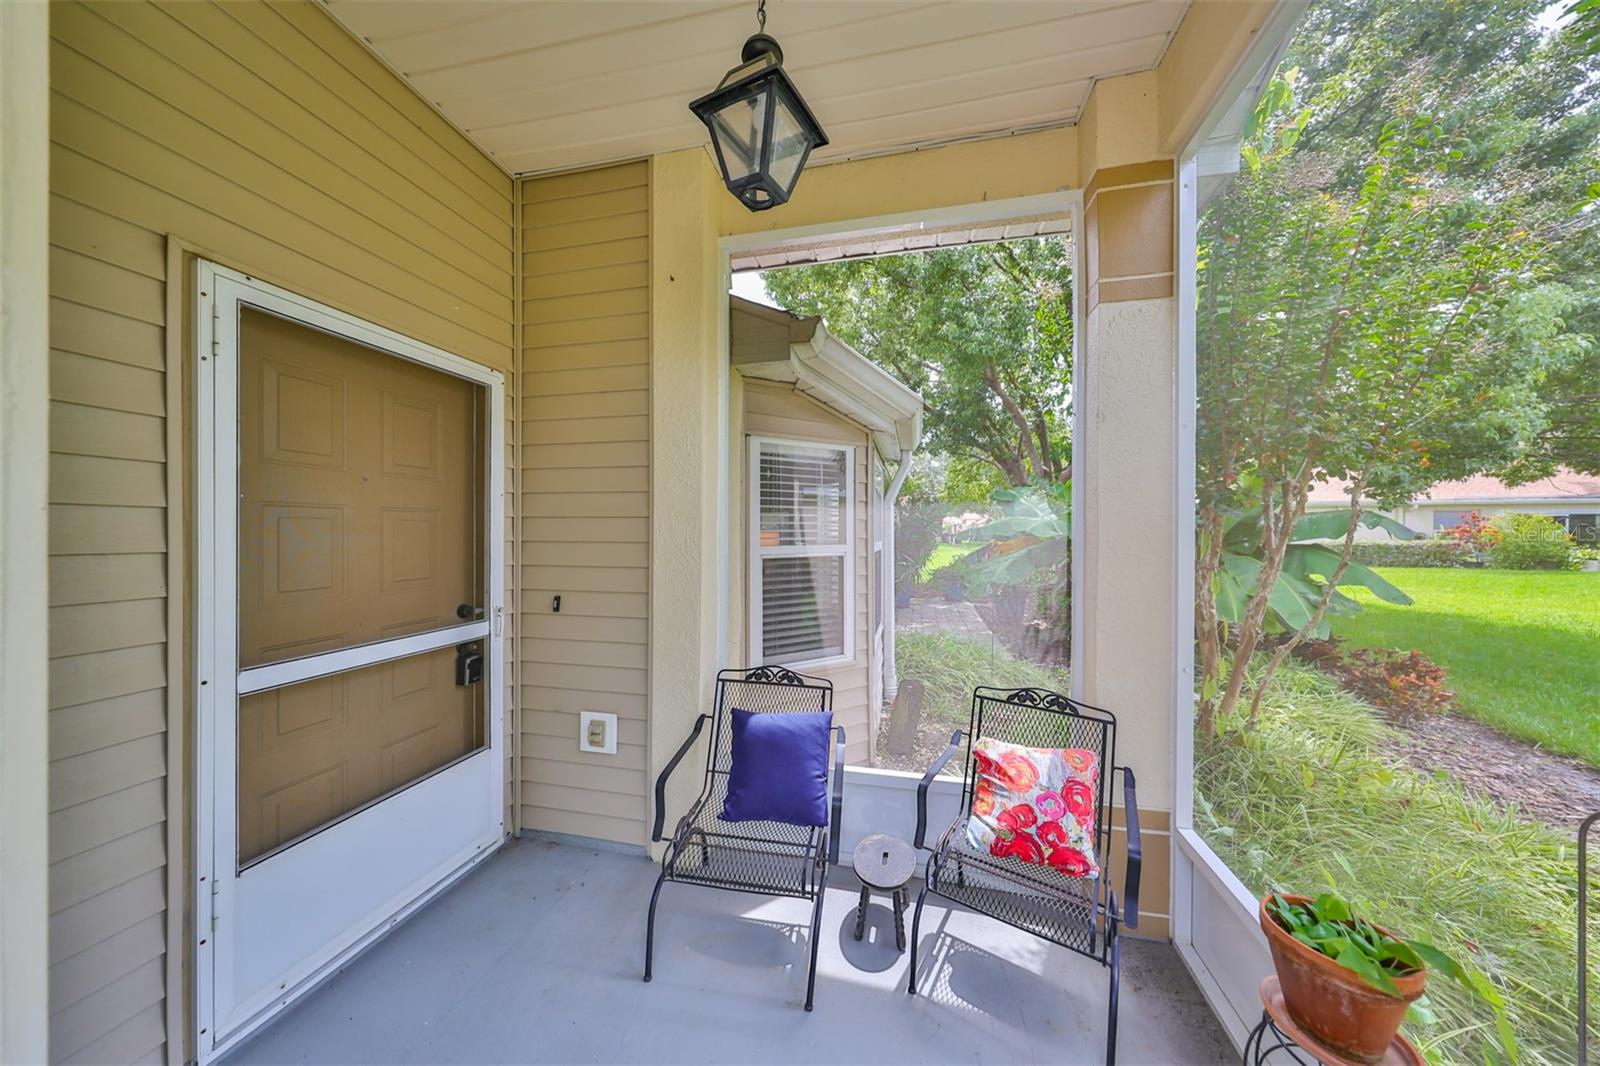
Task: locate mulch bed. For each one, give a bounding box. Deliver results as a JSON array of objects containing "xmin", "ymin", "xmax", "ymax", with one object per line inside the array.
[{"xmin": 1387, "ymin": 710, "xmax": 1600, "ymax": 834}]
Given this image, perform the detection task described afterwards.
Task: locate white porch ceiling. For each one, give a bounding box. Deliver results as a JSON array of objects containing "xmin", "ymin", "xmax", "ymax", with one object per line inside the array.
[{"xmin": 323, "ymin": 1, "xmax": 1192, "ymax": 177}]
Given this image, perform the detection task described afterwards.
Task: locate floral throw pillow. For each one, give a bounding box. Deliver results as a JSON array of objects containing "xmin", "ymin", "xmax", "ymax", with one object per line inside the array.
[{"xmin": 965, "ymin": 736, "xmax": 1100, "ymax": 878}]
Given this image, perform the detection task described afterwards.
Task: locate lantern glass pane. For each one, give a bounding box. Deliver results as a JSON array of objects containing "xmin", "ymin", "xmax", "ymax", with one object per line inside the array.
[
  {"xmin": 710, "ymin": 87, "xmax": 769, "ymax": 181},
  {"xmin": 767, "ymin": 92, "xmax": 810, "ymax": 195}
]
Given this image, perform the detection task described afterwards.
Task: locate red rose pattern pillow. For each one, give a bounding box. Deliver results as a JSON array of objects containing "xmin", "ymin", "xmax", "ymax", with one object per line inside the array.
[{"xmin": 966, "ymin": 736, "xmax": 1100, "ymax": 878}]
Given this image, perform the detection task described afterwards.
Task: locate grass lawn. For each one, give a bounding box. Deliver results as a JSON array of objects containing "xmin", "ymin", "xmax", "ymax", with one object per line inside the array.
[
  {"xmin": 919, "ymin": 541, "xmax": 980, "ymax": 581},
  {"xmin": 1330, "ymin": 567, "xmax": 1600, "ymax": 765}
]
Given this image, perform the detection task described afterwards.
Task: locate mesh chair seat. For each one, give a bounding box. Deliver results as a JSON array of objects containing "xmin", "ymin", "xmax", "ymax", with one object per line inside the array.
[
  {"xmin": 664, "ymin": 788, "xmax": 824, "ymax": 898},
  {"xmin": 927, "ymin": 815, "xmax": 1100, "ymax": 956}
]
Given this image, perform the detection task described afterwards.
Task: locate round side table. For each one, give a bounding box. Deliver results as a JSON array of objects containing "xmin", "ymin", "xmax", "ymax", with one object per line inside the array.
[
  {"xmin": 852, "ymin": 833, "xmax": 917, "ymax": 952},
  {"xmin": 1243, "ymin": 976, "xmax": 1423, "ymax": 1066}
]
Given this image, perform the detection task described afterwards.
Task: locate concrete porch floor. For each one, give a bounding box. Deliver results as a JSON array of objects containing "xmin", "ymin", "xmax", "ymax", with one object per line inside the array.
[{"xmin": 223, "ymin": 838, "xmax": 1234, "ymax": 1065}]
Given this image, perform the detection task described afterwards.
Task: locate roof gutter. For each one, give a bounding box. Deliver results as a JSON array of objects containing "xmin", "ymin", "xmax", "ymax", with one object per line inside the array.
[{"xmin": 790, "ymin": 319, "xmax": 924, "ymax": 463}]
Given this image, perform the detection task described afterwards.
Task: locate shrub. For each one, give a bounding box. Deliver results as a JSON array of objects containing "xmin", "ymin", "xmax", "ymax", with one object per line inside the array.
[
  {"xmin": 1441, "ymin": 510, "xmax": 1496, "ymax": 555},
  {"xmin": 1290, "ymin": 638, "xmax": 1453, "ymax": 719},
  {"xmin": 1348, "ymin": 538, "xmax": 1470, "ymax": 568},
  {"xmin": 1485, "ymin": 512, "xmax": 1574, "ymax": 570},
  {"xmin": 1338, "ymin": 648, "xmax": 1453, "ymax": 719},
  {"xmin": 895, "ymin": 631, "xmax": 1067, "ymax": 724}
]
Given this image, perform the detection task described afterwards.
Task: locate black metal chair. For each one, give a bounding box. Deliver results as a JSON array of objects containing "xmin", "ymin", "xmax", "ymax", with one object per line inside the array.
[
  {"xmin": 907, "ymin": 686, "xmax": 1141, "ymax": 1065},
  {"xmin": 643, "ymin": 666, "xmax": 845, "ymax": 1011}
]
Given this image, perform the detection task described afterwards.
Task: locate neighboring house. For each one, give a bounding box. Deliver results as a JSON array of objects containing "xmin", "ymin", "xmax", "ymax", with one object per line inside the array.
[
  {"xmin": 1308, "ymin": 468, "xmax": 1600, "ymax": 543},
  {"xmin": 728, "ymin": 297, "xmax": 923, "ymax": 764}
]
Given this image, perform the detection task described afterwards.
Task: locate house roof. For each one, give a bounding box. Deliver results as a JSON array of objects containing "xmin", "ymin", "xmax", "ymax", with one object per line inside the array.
[
  {"xmin": 1308, "ymin": 468, "xmax": 1600, "ymax": 507},
  {"xmin": 730, "ymin": 296, "xmax": 923, "ymax": 462}
]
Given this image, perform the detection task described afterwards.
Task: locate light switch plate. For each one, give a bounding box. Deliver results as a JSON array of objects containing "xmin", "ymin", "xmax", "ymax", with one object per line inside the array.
[{"xmin": 578, "ymin": 711, "xmax": 618, "ymax": 755}]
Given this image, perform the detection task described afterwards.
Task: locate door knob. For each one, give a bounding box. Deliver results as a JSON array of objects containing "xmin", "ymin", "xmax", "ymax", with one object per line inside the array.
[{"xmin": 456, "ymin": 603, "xmax": 478, "ymax": 620}]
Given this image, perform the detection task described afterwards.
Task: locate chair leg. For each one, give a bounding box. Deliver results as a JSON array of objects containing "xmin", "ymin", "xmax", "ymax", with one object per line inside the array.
[
  {"xmin": 804, "ymin": 864, "xmax": 829, "ymax": 1012},
  {"xmin": 643, "ymin": 868, "xmax": 667, "ymax": 983},
  {"xmin": 906, "ymin": 881, "xmax": 930, "ymax": 995},
  {"xmin": 1105, "ymin": 921, "xmax": 1122, "ymax": 1066},
  {"xmin": 853, "ymin": 883, "xmax": 870, "ymax": 941}
]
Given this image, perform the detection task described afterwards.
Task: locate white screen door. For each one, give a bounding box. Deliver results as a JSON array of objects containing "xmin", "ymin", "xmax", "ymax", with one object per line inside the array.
[{"xmin": 195, "ymin": 263, "xmax": 505, "ymax": 1060}]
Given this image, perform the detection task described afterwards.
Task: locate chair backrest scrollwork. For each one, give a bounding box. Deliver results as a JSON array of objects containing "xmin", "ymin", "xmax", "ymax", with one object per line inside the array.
[{"xmin": 707, "ymin": 666, "xmax": 833, "ymax": 779}]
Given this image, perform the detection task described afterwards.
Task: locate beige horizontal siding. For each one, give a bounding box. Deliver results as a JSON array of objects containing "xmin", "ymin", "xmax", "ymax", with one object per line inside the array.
[
  {"xmin": 47, "ymin": 2, "xmax": 515, "ymax": 1062},
  {"xmin": 518, "ymin": 162, "xmax": 650, "ymax": 847},
  {"xmin": 741, "ymin": 380, "xmax": 875, "ymax": 763}
]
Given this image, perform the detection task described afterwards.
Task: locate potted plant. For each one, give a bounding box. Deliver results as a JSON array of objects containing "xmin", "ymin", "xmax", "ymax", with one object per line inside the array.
[{"xmin": 1260, "ymin": 893, "xmax": 1516, "ymax": 1063}]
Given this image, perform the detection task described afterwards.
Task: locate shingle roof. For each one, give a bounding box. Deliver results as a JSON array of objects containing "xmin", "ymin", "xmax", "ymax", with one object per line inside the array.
[{"xmin": 1307, "ymin": 467, "xmax": 1600, "ymax": 505}]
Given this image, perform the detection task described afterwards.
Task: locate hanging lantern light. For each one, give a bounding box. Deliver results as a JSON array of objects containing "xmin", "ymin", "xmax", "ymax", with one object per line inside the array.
[{"xmin": 689, "ymin": 0, "xmax": 828, "ymax": 212}]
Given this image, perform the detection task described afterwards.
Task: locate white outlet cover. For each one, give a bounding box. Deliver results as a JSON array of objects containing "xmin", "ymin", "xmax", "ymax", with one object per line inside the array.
[{"xmin": 578, "ymin": 711, "xmax": 618, "ymax": 755}]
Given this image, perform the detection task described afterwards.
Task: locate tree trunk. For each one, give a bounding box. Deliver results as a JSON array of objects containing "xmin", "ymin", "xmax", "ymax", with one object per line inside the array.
[
  {"xmin": 885, "ymin": 680, "xmax": 925, "ymax": 758},
  {"xmin": 1243, "ymin": 487, "xmax": 1367, "ymax": 729}
]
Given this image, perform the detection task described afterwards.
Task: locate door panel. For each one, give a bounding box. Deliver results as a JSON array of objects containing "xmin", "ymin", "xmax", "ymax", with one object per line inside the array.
[
  {"xmin": 239, "ymin": 308, "xmax": 484, "ymax": 669},
  {"xmin": 202, "ymin": 266, "xmax": 504, "ymax": 1062},
  {"xmin": 237, "ymin": 644, "xmax": 485, "ymax": 865}
]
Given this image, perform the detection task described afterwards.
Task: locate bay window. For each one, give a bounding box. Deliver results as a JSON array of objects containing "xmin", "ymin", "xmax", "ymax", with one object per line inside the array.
[{"xmin": 750, "ymin": 437, "xmax": 853, "ymax": 666}]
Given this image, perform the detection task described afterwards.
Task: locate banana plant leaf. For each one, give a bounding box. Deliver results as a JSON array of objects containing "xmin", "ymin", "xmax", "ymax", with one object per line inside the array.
[
  {"xmin": 963, "ymin": 535, "xmax": 1069, "ymax": 592},
  {"xmin": 1291, "ymin": 509, "xmax": 1418, "ymax": 542},
  {"xmin": 1211, "ymin": 504, "xmax": 1413, "ymax": 633}
]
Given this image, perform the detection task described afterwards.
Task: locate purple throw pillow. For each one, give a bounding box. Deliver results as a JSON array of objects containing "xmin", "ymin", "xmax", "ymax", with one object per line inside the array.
[{"xmin": 720, "ymin": 708, "xmax": 834, "ymax": 827}]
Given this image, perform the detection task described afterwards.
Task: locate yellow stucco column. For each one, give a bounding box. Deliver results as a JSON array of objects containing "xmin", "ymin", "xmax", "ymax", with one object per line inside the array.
[
  {"xmin": 647, "ymin": 149, "xmax": 726, "ymax": 855},
  {"xmin": 1074, "ymin": 71, "xmax": 1180, "ymax": 938}
]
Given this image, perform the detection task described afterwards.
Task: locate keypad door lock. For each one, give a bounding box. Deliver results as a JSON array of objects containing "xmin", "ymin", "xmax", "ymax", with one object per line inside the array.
[{"xmin": 455, "ymin": 643, "xmax": 484, "ymax": 687}]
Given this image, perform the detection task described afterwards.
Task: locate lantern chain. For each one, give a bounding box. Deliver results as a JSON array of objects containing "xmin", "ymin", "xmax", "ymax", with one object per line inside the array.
[{"xmin": 756, "ymin": 0, "xmax": 766, "ymax": 33}]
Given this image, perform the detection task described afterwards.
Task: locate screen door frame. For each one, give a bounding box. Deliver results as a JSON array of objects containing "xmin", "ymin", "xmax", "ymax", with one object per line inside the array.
[{"xmin": 193, "ymin": 261, "xmax": 506, "ymax": 1061}]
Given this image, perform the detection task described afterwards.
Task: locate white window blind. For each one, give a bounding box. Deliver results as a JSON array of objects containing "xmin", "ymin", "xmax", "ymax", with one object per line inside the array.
[{"xmin": 751, "ymin": 439, "xmax": 852, "ymax": 665}]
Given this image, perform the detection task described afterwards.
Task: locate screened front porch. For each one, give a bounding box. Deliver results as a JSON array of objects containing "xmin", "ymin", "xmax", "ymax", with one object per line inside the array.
[{"xmin": 220, "ymin": 838, "xmax": 1230, "ymax": 1065}]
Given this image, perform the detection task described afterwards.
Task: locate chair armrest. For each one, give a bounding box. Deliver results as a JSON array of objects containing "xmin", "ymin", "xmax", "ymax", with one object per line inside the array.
[
  {"xmin": 915, "ymin": 730, "xmax": 965, "ymax": 850},
  {"xmin": 828, "ymin": 726, "xmax": 847, "ymax": 864},
  {"xmin": 651, "ymin": 714, "xmax": 710, "ymax": 843},
  {"xmin": 1119, "ymin": 767, "xmax": 1141, "ymax": 929}
]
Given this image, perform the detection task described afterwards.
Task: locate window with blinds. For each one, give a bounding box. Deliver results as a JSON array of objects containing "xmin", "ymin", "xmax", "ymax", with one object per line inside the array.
[{"xmin": 751, "ymin": 439, "xmax": 853, "ymax": 665}]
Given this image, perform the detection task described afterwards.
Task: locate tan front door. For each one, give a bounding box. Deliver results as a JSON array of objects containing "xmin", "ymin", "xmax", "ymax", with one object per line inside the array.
[{"xmin": 236, "ymin": 308, "xmax": 487, "ymax": 864}]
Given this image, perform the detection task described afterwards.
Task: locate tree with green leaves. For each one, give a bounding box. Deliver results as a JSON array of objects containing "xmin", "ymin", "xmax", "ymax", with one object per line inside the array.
[
  {"xmin": 1195, "ymin": 67, "xmax": 1581, "ymax": 734},
  {"xmin": 1282, "ymin": 0, "xmax": 1600, "ymax": 477},
  {"xmin": 762, "ymin": 239, "xmax": 1073, "ymax": 486}
]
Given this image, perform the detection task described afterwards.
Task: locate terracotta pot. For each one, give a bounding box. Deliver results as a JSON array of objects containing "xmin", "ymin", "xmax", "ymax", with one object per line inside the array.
[{"xmin": 1259, "ymin": 895, "xmax": 1425, "ymax": 1063}]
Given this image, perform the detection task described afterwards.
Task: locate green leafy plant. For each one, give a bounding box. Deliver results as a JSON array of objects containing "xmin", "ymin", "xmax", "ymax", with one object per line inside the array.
[
  {"xmin": 1212, "ymin": 506, "xmax": 1416, "ymax": 637},
  {"xmin": 894, "ymin": 631, "xmax": 1067, "ymax": 727},
  {"xmin": 1486, "ymin": 513, "xmax": 1575, "ymax": 571},
  {"xmin": 1201, "ymin": 503, "xmax": 1416, "ymax": 730},
  {"xmin": 959, "ymin": 482, "xmax": 1070, "ymax": 593},
  {"xmin": 1266, "ymin": 893, "xmax": 1517, "ymax": 1061}
]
